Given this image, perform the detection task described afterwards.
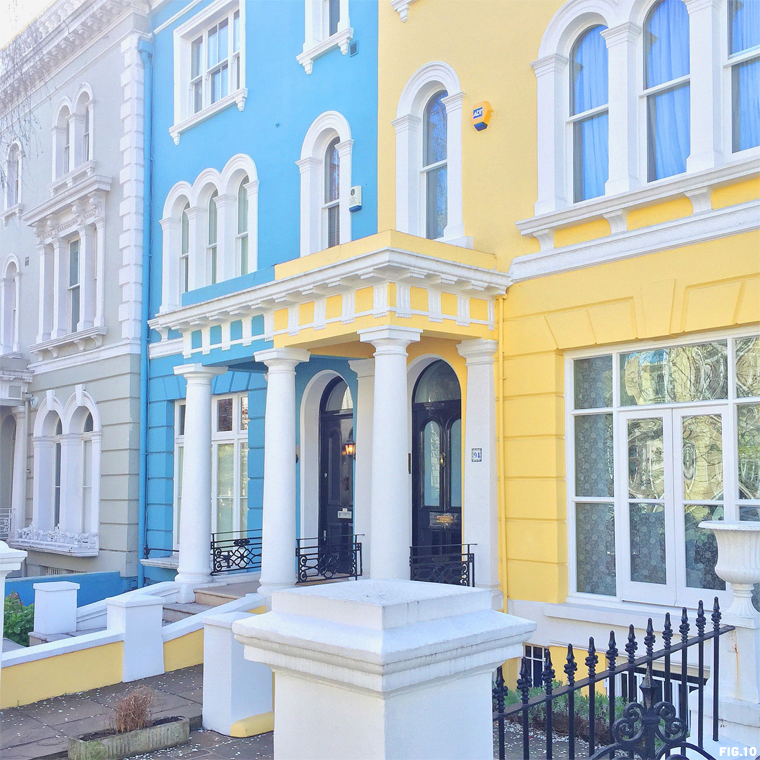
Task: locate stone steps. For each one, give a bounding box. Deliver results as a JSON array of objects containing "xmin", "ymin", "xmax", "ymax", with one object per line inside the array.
[{"xmin": 162, "ymin": 602, "xmax": 212, "ymax": 623}]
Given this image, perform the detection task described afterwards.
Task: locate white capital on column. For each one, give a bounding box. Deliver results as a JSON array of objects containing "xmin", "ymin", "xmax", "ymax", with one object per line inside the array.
[
  {"xmin": 173, "ymin": 363, "xmax": 226, "ymax": 599},
  {"xmin": 255, "ymin": 348, "xmax": 310, "ymax": 598},
  {"xmin": 348, "ymin": 358, "xmax": 374, "ymax": 578},
  {"xmin": 358, "ymin": 326, "xmax": 421, "ymax": 580},
  {"xmin": 457, "ymin": 339, "xmax": 502, "ymax": 609}
]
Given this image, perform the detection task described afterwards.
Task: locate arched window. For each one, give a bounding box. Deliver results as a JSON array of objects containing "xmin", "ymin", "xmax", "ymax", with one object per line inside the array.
[
  {"xmin": 324, "ymin": 138, "xmax": 340, "ymax": 249},
  {"xmin": 208, "ymin": 190, "xmax": 219, "ymax": 284},
  {"xmin": 729, "ymin": 0, "xmax": 760, "ymax": 153},
  {"xmin": 1, "ymin": 259, "xmax": 19, "ymax": 354},
  {"xmin": 53, "ymin": 417, "xmax": 63, "ymax": 527},
  {"xmin": 423, "ymin": 91, "xmax": 448, "ymax": 239},
  {"xmin": 571, "ymin": 26, "xmax": 609, "ymax": 202},
  {"xmin": 181, "ymin": 202, "xmax": 190, "ymax": 293},
  {"xmin": 55, "ymin": 105, "xmax": 72, "ymax": 178},
  {"xmin": 81, "ymin": 412, "xmax": 94, "ymax": 534},
  {"xmin": 644, "ymin": 0, "xmax": 690, "ymax": 181},
  {"xmin": 83, "ymin": 105, "xmax": 91, "ymax": 162},
  {"xmin": 7, "ymin": 144, "xmax": 20, "ymax": 208},
  {"xmin": 237, "ymin": 176, "xmax": 249, "ymax": 274}
]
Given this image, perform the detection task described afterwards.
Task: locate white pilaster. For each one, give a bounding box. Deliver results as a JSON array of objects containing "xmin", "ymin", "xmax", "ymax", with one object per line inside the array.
[
  {"xmin": 348, "ymin": 359, "xmax": 374, "ymax": 578},
  {"xmin": 603, "ymin": 23, "xmax": 641, "ymax": 195},
  {"xmin": 457, "ymin": 339, "xmax": 502, "ymax": 609},
  {"xmin": 173, "ymin": 363, "xmax": 226, "ymax": 600},
  {"xmin": 336, "ymin": 139, "xmax": 353, "ymax": 246},
  {"xmin": 685, "ymin": 0, "xmax": 723, "ymax": 172},
  {"xmin": 94, "ymin": 219, "xmax": 105, "ymax": 328},
  {"xmin": 11, "ymin": 406, "xmax": 27, "ymax": 535},
  {"xmin": 78, "ymin": 224, "xmax": 95, "ymax": 330},
  {"xmin": 36, "ymin": 243, "xmax": 53, "ymax": 344},
  {"xmin": 532, "ymin": 54, "xmax": 569, "ymax": 215},
  {"xmin": 255, "ymin": 348, "xmax": 310, "ymax": 597},
  {"xmin": 51, "ymin": 238, "xmax": 67, "ymax": 338},
  {"xmin": 391, "ymin": 114, "xmax": 422, "ymax": 236},
  {"xmin": 358, "ymin": 326, "xmax": 421, "ymax": 580},
  {"xmin": 214, "ymin": 193, "xmax": 234, "ymax": 283}
]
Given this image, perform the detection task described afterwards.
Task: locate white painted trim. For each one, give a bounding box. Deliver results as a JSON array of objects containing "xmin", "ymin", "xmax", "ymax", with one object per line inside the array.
[
  {"xmin": 149, "ymin": 337, "xmax": 184, "ymax": 359},
  {"xmin": 169, "ymin": 89, "xmax": 248, "ymax": 145},
  {"xmin": 299, "ymin": 0, "xmax": 352, "ymax": 74},
  {"xmin": 298, "ymin": 111, "xmax": 353, "ymax": 257},
  {"xmin": 297, "ymin": 28, "xmax": 354, "ymax": 74},
  {"xmin": 395, "ymin": 62, "xmax": 466, "ymax": 244},
  {"xmin": 391, "ymin": 0, "xmax": 420, "ymax": 22},
  {"xmin": 28, "ymin": 338, "xmax": 140, "ymax": 374},
  {"xmin": 509, "ymin": 196, "xmax": 760, "ymax": 282},
  {"xmin": 0, "ymin": 629, "xmax": 123, "ymax": 668}
]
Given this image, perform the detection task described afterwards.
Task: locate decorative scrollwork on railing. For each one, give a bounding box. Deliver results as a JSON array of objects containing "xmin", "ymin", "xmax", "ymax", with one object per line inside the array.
[
  {"xmin": 589, "ymin": 675, "xmax": 715, "ymax": 760},
  {"xmin": 211, "ymin": 530, "xmax": 262, "ymax": 575},
  {"xmin": 295, "ymin": 537, "xmax": 362, "ymax": 583},
  {"xmin": 409, "ymin": 545, "xmax": 475, "ymax": 587}
]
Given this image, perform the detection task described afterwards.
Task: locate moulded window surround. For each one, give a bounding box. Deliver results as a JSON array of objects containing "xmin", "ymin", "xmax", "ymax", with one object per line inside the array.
[
  {"xmin": 394, "ymin": 62, "xmax": 469, "ymax": 247},
  {"xmin": 171, "ymin": 0, "xmax": 247, "ymax": 145},
  {"xmin": 159, "ymin": 154, "xmax": 259, "ymax": 313},
  {"xmin": 298, "ymin": 111, "xmax": 353, "ymax": 257},
  {"xmin": 0, "ymin": 257, "xmax": 20, "ymax": 355},
  {"xmin": 298, "ymin": 0, "xmax": 353, "ymax": 74},
  {"xmin": 565, "ymin": 329, "xmax": 760, "ymax": 611},
  {"xmin": 21, "ymin": 391, "xmax": 101, "ymax": 555},
  {"xmin": 6, "ymin": 143, "xmax": 21, "ymax": 211},
  {"xmin": 53, "ymin": 104, "xmax": 72, "ymax": 180}
]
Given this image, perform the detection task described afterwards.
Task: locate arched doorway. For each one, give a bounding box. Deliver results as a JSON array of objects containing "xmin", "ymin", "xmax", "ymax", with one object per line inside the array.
[
  {"xmin": 318, "ymin": 377, "xmax": 354, "ymax": 570},
  {"xmin": 411, "ymin": 360, "xmax": 462, "ymax": 552}
]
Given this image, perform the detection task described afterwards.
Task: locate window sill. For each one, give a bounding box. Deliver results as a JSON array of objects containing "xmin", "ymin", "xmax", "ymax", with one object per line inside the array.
[
  {"xmin": 2, "ymin": 203, "xmax": 22, "ymax": 225},
  {"xmin": 297, "ymin": 28, "xmax": 354, "ymax": 74},
  {"xmin": 170, "ymin": 88, "xmax": 247, "ymax": 145},
  {"xmin": 30, "ymin": 326, "xmax": 107, "ymax": 360},
  {"xmin": 12, "ymin": 528, "xmax": 99, "ymax": 557},
  {"xmin": 517, "ymin": 156, "xmax": 760, "ymax": 251},
  {"xmin": 140, "ymin": 555, "xmax": 179, "ymax": 570}
]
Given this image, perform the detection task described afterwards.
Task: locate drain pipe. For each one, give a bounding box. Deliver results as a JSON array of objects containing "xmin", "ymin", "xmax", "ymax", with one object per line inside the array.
[{"xmin": 137, "ymin": 35, "xmax": 154, "ymax": 588}]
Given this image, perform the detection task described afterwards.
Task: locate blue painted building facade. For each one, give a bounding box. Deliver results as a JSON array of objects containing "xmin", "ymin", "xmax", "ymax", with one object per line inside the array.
[{"xmin": 143, "ymin": 0, "xmax": 377, "ymax": 583}]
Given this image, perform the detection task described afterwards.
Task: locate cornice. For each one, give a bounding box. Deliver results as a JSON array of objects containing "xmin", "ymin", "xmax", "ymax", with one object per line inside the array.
[{"xmin": 0, "ymin": 0, "xmax": 150, "ymax": 114}]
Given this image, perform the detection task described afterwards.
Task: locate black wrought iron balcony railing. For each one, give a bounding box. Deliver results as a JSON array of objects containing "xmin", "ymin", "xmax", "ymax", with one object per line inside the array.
[
  {"xmin": 210, "ymin": 529, "xmax": 263, "ymax": 575},
  {"xmin": 409, "ymin": 544, "xmax": 475, "ymax": 587},
  {"xmin": 295, "ymin": 536, "xmax": 363, "ymax": 584}
]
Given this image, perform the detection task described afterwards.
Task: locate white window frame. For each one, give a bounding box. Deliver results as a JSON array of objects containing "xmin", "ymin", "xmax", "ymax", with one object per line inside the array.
[
  {"xmin": 297, "ymin": 111, "xmax": 353, "ymax": 257},
  {"xmin": 6, "ymin": 143, "xmax": 21, "ymax": 210},
  {"xmin": 173, "ymin": 401, "xmax": 186, "ymax": 550},
  {"xmin": 565, "ymin": 327, "xmax": 760, "ymax": 611},
  {"xmin": 68, "ymin": 238, "xmax": 81, "ymax": 335},
  {"xmin": 171, "ymin": 0, "xmax": 247, "ymax": 145},
  {"xmin": 393, "ymin": 62, "xmax": 469, "ymax": 248},
  {"xmin": 0, "ymin": 257, "xmax": 20, "ymax": 355},
  {"xmin": 298, "ymin": 0, "xmax": 353, "ymax": 74}
]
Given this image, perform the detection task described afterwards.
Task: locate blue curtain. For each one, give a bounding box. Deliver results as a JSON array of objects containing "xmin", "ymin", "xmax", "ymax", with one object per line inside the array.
[
  {"xmin": 573, "ymin": 26, "xmax": 609, "ymax": 201},
  {"xmin": 646, "ymin": 0, "xmax": 690, "ymax": 179},
  {"xmin": 731, "ymin": 0, "xmax": 760, "ymax": 151}
]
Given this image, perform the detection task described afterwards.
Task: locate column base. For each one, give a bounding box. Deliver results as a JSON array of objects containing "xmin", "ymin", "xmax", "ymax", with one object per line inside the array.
[
  {"xmin": 175, "ymin": 573, "xmax": 212, "ymax": 602},
  {"xmin": 257, "ymin": 580, "xmax": 296, "ymax": 600}
]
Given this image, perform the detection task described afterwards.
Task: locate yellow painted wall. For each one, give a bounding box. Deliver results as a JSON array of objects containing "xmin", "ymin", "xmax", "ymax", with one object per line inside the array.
[
  {"xmin": 499, "ymin": 231, "xmax": 760, "ymax": 605},
  {"xmin": 1, "ymin": 642, "xmax": 123, "ymax": 708}
]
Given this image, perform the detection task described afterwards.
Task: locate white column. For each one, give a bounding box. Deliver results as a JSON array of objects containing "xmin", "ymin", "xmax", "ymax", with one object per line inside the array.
[
  {"xmin": 442, "ymin": 91, "xmax": 465, "ymax": 241},
  {"xmin": 685, "ymin": 0, "xmax": 723, "ymax": 172},
  {"xmin": 457, "ymin": 339, "xmax": 502, "ymax": 609},
  {"xmin": 336, "ymin": 139, "xmax": 353, "ymax": 245},
  {"xmin": 296, "ymin": 157, "xmax": 320, "ymax": 257},
  {"xmin": 173, "ymin": 363, "xmax": 226, "ymax": 600},
  {"xmin": 358, "ymin": 327, "xmax": 421, "ymax": 579},
  {"xmin": 255, "ymin": 348, "xmax": 310, "ymax": 598},
  {"xmin": 94, "ymin": 219, "xmax": 105, "ymax": 328},
  {"xmin": 78, "ymin": 224, "xmax": 95, "ymax": 330},
  {"xmin": 348, "ymin": 359, "xmax": 374, "ymax": 578},
  {"xmin": 532, "ymin": 54, "xmax": 569, "ymax": 215},
  {"xmin": 391, "ymin": 114, "xmax": 422, "ymax": 236},
  {"xmin": 37, "ymin": 243, "xmax": 53, "ymax": 344},
  {"xmin": 0, "ymin": 541, "xmax": 26, "ymax": 695},
  {"xmin": 603, "ymin": 23, "xmax": 641, "ymax": 196},
  {"xmin": 11, "ymin": 406, "xmax": 27, "ymax": 536}
]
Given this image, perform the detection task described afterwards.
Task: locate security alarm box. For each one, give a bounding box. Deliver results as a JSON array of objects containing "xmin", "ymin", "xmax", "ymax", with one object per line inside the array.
[{"xmin": 349, "ymin": 185, "xmax": 362, "ymax": 212}]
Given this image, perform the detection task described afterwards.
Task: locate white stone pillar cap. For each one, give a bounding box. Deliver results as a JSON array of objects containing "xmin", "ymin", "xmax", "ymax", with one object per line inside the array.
[
  {"xmin": 0, "ymin": 541, "xmax": 26, "ymax": 573},
  {"xmin": 106, "ymin": 593, "xmax": 165, "ymax": 609},
  {"xmin": 33, "ymin": 581, "xmax": 80, "ymax": 592},
  {"xmin": 233, "ymin": 579, "xmax": 535, "ymax": 695}
]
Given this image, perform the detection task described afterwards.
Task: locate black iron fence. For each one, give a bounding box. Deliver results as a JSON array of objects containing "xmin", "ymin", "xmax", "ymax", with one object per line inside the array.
[
  {"xmin": 409, "ymin": 544, "xmax": 475, "ymax": 587},
  {"xmin": 295, "ymin": 536, "xmax": 362, "ymax": 583},
  {"xmin": 492, "ymin": 598, "xmax": 734, "ymax": 760},
  {"xmin": 210, "ymin": 529, "xmax": 262, "ymax": 575}
]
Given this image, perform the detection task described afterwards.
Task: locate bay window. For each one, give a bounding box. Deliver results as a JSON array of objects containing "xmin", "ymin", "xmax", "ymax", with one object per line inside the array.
[
  {"xmin": 569, "ymin": 334, "xmax": 760, "ymax": 610},
  {"xmin": 729, "ymin": 0, "xmax": 760, "ymax": 153}
]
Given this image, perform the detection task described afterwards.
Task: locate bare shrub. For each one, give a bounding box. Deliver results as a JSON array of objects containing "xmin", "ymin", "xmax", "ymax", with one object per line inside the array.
[{"xmin": 111, "ymin": 687, "xmax": 154, "ymax": 734}]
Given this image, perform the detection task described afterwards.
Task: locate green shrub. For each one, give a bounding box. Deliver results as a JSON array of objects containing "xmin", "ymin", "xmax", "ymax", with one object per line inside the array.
[{"xmin": 3, "ymin": 592, "xmax": 34, "ymax": 646}]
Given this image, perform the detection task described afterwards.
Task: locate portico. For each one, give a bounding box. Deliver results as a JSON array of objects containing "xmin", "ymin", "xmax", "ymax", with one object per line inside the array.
[{"xmin": 147, "ymin": 231, "xmax": 510, "ymax": 605}]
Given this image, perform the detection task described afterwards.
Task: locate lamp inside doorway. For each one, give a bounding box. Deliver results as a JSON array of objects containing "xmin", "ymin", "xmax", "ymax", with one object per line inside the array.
[{"xmin": 342, "ymin": 438, "xmax": 356, "ymax": 458}]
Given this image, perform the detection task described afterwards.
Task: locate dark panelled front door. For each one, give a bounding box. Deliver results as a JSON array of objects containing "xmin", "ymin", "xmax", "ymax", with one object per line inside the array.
[
  {"xmin": 411, "ymin": 361, "xmax": 462, "ymax": 554},
  {"xmin": 318, "ymin": 378, "xmax": 354, "ymax": 572}
]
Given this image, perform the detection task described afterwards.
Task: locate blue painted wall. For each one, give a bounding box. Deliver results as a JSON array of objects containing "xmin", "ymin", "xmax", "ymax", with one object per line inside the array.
[
  {"xmin": 144, "ymin": 0, "xmax": 378, "ymax": 580},
  {"xmin": 6, "ymin": 572, "xmax": 133, "ymax": 607}
]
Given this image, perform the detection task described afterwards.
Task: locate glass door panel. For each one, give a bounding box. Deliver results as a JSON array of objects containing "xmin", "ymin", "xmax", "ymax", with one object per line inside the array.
[
  {"xmin": 674, "ymin": 407, "xmax": 728, "ymax": 605},
  {"xmin": 215, "ymin": 443, "xmax": 234, "ymax": 534},
  {"xmin": 423, "ymin": 420, "xmax": 442, "ymax": 508},
  {"xmin": 619, "ymin": 411, "xmax": 676, "ymax": 604}
]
